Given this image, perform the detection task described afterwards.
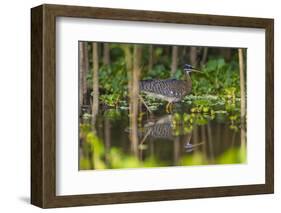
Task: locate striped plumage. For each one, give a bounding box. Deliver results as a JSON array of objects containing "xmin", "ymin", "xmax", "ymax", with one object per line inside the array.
[
  {"xmin": 139, "ymin": 78, "xmax": 191, "ymax": 103},
  {"xmin": 139, "ymin": 64, "xmax": 199, "ymax": 113}
]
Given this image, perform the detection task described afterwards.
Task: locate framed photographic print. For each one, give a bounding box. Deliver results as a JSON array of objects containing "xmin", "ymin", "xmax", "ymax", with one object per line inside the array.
[{"xmin": 31, "ymin": 4, "xmax": 274, "ymax": 208}]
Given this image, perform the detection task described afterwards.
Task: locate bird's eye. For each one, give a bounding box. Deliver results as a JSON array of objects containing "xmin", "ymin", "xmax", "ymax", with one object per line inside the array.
[{"xmin": 184, "ymin": 64, "xmax": 192, "ymax": 69}]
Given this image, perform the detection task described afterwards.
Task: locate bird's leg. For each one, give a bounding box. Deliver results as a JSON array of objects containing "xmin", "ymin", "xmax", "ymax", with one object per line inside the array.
[
  {"xmin": 138, "ymin": 95, "xmax": 152, "ymax": 114},
  {"xmin": 165, "ymin": 102, "xmax": 173, "ymax": 113},
  {"xmin": 169, "ymin": 102, "xmax": 173, "ymax": 113},
  {"xmin": 165, "ymin": 102, "xmax": 171, "ymax": 113},
  {"xmin": 140, "ymin": 128, "xmax": 152, "ymax": 145}
]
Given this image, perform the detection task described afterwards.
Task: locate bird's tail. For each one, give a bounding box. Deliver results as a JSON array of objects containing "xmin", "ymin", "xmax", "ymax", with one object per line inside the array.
[{"xmin": 139, "ymin": 80, "xmax": 154, "ymax": 91}]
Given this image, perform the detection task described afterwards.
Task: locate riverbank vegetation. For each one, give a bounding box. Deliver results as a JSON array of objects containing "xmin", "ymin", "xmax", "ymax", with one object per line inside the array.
[{"xmin": 79, "ymin": 42, "xmax": 246, "ymax": 170}]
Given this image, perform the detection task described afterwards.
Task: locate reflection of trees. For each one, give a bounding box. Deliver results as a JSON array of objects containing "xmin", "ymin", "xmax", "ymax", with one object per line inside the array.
[
  {"xmin": 201, "ymin": 125, "xmax": 207, "ymax": 157},
  {"xmin": 207, "ymin": 123, "xmax": 214, "ymax": 163},
  {"xmin": 135, "ymin": 114, "xmax": 204, "ymax": 156},
  {"xmin": 79, "ymin": 111, "xmax": 246, "ymax": 170},
  {"xmin": 125, "ymin": 107, "xmax": 246, "ymax": 163},
  {"xmin": 173, "ymin": 137, "xmax": 180, "ymax": 165},
  {"xmin": 192, "ymin": 125, "xmax": 199, "ymax": 150},
  {"xmin": 104, "ymin": 118, "xmax": 111, "ymax": 166}
]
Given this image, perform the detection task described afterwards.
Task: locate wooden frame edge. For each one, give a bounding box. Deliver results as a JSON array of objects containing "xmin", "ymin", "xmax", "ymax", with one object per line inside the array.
[
  {"xmin": 265, "ymin": 19, "xmax": 274, "ymax": 194},
  {"xmin": 31, "ymin": 5, "xmax": 44, "ymax": 207}
]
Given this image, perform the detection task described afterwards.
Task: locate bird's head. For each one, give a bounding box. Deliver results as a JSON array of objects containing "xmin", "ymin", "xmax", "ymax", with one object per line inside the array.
[{"xmin": 183, "ymin": 64, "xmax": 201, "ymax": 74}]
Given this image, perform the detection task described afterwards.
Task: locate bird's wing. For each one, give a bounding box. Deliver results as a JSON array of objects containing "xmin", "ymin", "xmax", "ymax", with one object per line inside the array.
[{"xmin": 140, "ymin": 79, "xmax": 188, "ymax": 98}]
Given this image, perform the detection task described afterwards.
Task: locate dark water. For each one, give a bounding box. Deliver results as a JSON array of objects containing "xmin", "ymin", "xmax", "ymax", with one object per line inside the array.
[{"xmin": 79, "ymin": 106, "xmax": 246, "ymax": 170}]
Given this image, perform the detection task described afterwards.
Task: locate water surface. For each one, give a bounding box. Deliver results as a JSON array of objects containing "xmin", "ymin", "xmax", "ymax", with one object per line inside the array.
[{"xmin": 79, "ymin": 105, "xmax": 246, "ymax": 170}]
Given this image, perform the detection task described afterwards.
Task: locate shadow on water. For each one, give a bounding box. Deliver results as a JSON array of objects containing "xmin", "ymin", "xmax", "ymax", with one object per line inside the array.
[{"xmin": 79, "ymin": 105, "xmax": 246, "ymax": 170}]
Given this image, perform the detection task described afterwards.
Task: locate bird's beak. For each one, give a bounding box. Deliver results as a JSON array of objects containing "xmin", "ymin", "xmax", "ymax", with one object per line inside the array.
[{"xmin": 190, "ymin": 68, "xmax": 201, "ymax": 73}]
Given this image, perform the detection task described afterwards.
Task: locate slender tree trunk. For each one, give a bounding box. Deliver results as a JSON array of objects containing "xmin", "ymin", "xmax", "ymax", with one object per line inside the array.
[
  {"xmin": 238, "ymin": 48, "xmax": 246, "ymax": 153},
  {"xmin": 79, "ymin": 42, "xmax": 89, "ymax": 110},
  {"xmin": 103, "ymin": 43, "xmax": 110, "ymax": 65},
  {"xmin": 238, "ymin": 49, "xmax": 246, "ymax": 122},
  {"xmin": 130, "ymin": 45, "xmax": 142, "ymax": 155},
  {"xmin": 190, "ymin": 47, "xmax": 197, "ymax": 66},
  {"xmin": 92, "ymin": 42, "xmax": 99, "ymax": 125},
  {"xmin": 148, "ymin": 45, "xmax": 153, "ymax": 72},
  {"xmin": 222, "ymin": 48, "xmax": 232, "ymax": 61},
  {"xmin": 83, "ymin": 43, "xmax": 89, "ymax": 104},
  {"xmin": 79, "ymin": 42, "xmax": 84, "ymax": 113},
  {"xmin": 201, "ymin": 47, "xmax": 208, "ymax": 66},
  {"xmin": 124, "ymin": 45, "xmax": 137, "ymax": 154},
  {"xmin": 124, "ymin": 45, "xmax": 133, "ymax": 114},
  {"xmin": 171, "ymin": 46, "xmax": 178, "ymax": 76},
  {"xmin": 182, "ymin": 47, "xmax": 187, "ymax": 65}
]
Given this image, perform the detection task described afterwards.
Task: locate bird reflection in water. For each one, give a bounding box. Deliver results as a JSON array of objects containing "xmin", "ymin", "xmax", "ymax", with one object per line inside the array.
[{"xmin": 127, "ymin": 114, "xmax": 204, "ymax": 153}]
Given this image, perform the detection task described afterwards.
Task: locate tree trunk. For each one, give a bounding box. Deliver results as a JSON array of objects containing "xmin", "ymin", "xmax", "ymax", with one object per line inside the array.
[
  {"xmin": 201, "ymin": 47, "xmax": 208, "ymax": 66},
  {"xmin": 79, "ymin": 42, "xmax": 84, "ymax": 113},
  {"xmin": 171, "ymin": 46, "xmax": 178, "ymax": 76},
  {"xmin": 83, "ymin": 43, "xmax": 89, "ymax": 103},
  {"xmin": 181, "ymin": 47, "xmax": 187, "ymax": 65},
  {"xmin": 103, "ymin": 43, "xmax": 110, "ymax": 65},
  {"xmin": 92, "ymin": 42, "xmax": 99, "ymax": 125},
  {"xmin": 124, "ymin": 45, "xmax": 133, "ymax": 114},
  {"xmin": 238, "ymin": 48, "xmax": 246, "ymax": 151},
  {"xmin": 221, "ymin": 48, "xmax": 232, "ymax": 61},
  {"xmin": 130, "ymin": 45, "xmax": 142, "ymax": 155},
  {"xmin": 148, "ymin": 45, "xmax": 153, "ymax": 71},
  {"xmin": 190, "ymin": 47, "xmax": 197, "ymax": 66},
  {"xmin": 238, "ymin": 49, "xmax": 246, "ymax": 122}
]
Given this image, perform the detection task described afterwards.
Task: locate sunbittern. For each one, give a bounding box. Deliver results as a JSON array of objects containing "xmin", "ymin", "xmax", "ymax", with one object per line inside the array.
[{"xmin": 140, "ymin": 64, "xmax": 200, "ymax": 113}]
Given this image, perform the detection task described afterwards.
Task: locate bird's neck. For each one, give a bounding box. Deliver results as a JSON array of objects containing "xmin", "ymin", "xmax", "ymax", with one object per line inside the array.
[{"xmin": 184, "ymin": 73, "xmax": 192, "ymax": 85}]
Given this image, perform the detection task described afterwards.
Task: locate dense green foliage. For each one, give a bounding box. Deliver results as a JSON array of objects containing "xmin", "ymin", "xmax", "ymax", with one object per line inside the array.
[
  {"xmin": 86, "ymin": 44, "xmax": 242, "ymax": 112},
  {"xmin": 79, "ymin": 43, "xmax": 246, "ymax": 170}
]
